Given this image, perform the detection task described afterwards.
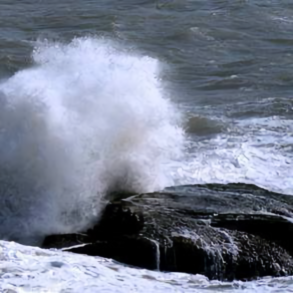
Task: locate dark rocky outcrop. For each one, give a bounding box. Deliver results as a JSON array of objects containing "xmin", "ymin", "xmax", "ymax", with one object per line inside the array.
[{"xmin": 43, "ymin": 183, "xmax": 293, "ymax": 281}]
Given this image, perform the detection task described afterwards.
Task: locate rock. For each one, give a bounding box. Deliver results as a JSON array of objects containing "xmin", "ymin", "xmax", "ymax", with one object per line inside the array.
[{"xmin": 42, "ymin": 183, "xmax": 293, "ymax": 281}]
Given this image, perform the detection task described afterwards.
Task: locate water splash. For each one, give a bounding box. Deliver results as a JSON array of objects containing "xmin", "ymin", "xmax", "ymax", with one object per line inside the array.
[
  {"xmin": 0, "ymin": 37, "xmax": 185, "ymax": 244},
  {"xmin": 148, "ymin": 238, "xmax": 161, "ymax": 270}
]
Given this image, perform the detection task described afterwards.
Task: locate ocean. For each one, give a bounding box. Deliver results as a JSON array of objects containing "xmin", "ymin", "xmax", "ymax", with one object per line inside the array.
[{"xmin": 0, "ymin": 0, "xmax": 293, "ymax": 292}]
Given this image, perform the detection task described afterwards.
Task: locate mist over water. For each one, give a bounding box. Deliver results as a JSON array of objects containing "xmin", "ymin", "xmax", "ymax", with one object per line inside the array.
[{"xmin": 0, "ymin": 37, "xmax": 184, "ymax": 244}]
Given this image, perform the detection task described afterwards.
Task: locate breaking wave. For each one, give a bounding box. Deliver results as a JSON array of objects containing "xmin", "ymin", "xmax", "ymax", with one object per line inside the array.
[{"xmin": 0, "ymin": 37, "xmax": 184, "ymax": 244}]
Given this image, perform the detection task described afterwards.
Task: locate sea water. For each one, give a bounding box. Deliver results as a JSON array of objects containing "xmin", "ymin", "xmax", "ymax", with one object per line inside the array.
[{"xmin": 1, "ymin": 0, "xmax": 293, "ymax": 291}]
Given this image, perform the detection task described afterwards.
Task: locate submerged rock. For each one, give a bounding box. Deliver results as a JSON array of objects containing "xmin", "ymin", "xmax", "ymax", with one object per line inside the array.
[{"xmin": 43, "ymin": 183, "xmax": 293, "ymax": 281}]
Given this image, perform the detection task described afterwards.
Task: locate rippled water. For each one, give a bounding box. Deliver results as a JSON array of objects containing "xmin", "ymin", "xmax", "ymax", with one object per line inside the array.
[
  {"xmin": 1, "ymin": 0, "xmax": 293, "ymax": 193},
  {"xmin": 1, "ymin": 0, "xmax": 293, "ymax": 292}
]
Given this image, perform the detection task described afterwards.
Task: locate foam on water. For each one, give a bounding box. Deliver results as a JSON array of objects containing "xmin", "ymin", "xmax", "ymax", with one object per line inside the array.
[
  {"xmin": 178, "ymin": 114, "xmax": 293, "ymax": 195},
  {"xmin": 0, "ymin": 37, "xmax": 184, "ymax": 244},
  {"xmin": 1, "ymin": 240, "xmax": 293, "ymax": 293},
  {"xmin": 179, "ymin": 139, "xmax": 293, "ymax": 195}
]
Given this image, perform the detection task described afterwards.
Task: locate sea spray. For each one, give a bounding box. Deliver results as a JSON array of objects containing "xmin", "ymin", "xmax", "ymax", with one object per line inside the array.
[{"xmin": 0, "ymin": 37, "xmax": 185, "ymax": 244}]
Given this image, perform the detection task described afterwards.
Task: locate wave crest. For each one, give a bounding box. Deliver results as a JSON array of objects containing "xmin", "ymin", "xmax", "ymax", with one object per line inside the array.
[{"xmin": 0, "ymin": 38, "xmax": 185, "ymax": 244}]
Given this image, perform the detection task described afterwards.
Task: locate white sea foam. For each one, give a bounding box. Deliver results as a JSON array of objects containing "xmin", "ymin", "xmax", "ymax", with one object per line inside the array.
[
  {"xmin": 179, "ymin": 115, "xmax": 293, "ymax": 195},
  {"xmin": 1, "ymin": 240, "xmax": 293, "ymax": 293},
  {"xmin": 0, "ymin": 37, "xmax": 184, "ymax": 244}
]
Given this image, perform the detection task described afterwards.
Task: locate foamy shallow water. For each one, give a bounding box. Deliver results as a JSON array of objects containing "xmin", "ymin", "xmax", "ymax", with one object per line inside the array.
[{"xmin": 1, "ymin": 241, "xmax": 293, "ymax": 293}]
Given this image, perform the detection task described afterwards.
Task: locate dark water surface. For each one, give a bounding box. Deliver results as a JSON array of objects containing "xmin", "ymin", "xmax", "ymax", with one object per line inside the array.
[{"xmin": 0, "ymin": 1, "xmax": 293, "ymax": 190}]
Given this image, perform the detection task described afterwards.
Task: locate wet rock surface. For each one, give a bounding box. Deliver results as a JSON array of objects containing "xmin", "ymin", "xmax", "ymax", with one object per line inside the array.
[{"xmin": 43, "ymin": 183, "xmax": 293, "ymax": 281}]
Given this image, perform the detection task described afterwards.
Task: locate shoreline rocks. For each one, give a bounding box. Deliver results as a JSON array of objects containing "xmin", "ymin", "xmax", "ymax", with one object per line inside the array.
[{"xmin": 43, "ymin": 183, "xmax": 293, "ymax": 281}]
